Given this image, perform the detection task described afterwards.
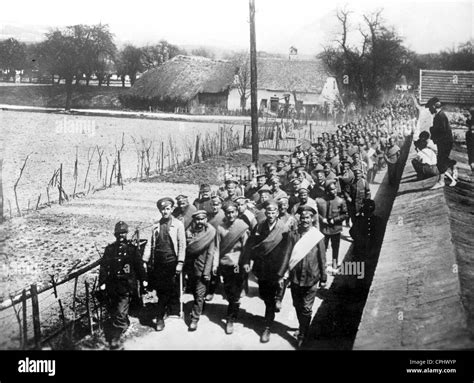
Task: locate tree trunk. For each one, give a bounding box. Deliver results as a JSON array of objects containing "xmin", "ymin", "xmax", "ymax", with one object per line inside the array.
[
  {"xmin": 65, "ymin": 77, "xmax": 73, "ymax": 111},
  {"xmin": 51, "ymin": 74, "xmax": 55, "ymax": 85},
  {"xmin": 130, "ymin": 74, "xmax": 136, "ymax": 86},
  {"xmin": 86, "ymin": 74, "xmax": 91, "ymax": 86},
  {"xmin": 121, "ymin": 75, "xmax": 125, "ymax": 87},
  {"xmin": 106, "ymin": 75, "xmax": 111, "ymax": 87},
  {"xmin": 240, "ymin": 94, "xmax": 247, "ymax": 112}
]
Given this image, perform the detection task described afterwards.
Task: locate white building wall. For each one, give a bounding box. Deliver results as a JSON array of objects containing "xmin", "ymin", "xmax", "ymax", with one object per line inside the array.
[
  {"xmin": 319, "ymin": 77, "xmax": 339, "ymax": 104},
  {"xmin": 227, "ymin": 77, "xmax": 341, "ymax": 111}
]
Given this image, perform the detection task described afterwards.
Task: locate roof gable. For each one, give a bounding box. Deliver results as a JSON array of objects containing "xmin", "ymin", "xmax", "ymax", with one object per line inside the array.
[
  {"xmin": 257, "ymin": 58, "xmax": 331, "ymax": 93},
  {"xmin": 420, "ymin": 70, "xmax": 474, "ymax": 105}
]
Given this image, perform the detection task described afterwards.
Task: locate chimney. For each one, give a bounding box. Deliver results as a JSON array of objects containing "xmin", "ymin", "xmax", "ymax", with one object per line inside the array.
[{"xmin": 289, "ymin": 46, "xmax": 298, "ymax": 60}]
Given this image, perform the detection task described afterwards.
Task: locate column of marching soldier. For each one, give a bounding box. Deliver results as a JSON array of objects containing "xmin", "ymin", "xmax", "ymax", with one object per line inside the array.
[{"xmin": 98, "ymin": 94, "xmax": 418, "ymax": 349}]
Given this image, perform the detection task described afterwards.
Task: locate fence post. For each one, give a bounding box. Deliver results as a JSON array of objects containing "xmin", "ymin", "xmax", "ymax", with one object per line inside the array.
[
  {"xmin": 22, "ymin": 290, "xmax": 27, "ymax": 349},
  {"xmin": 310, "ymin": 123, "xmax": 313, "ymax": 142},
  {"xmin": 243, "ymin": 125, "xmax": 247, "ymax": 147},
  {"xmin": 59, "ymin": 164, "xmax": 63, "ymax": 205},
  {"xmin": 219, "ymin": 126, "xmax": 223, "ymax": 156},
  {"xmin": 30, "ymin": 284, "xmax": 41, "ymax": 349},
  {"xmin": 275, "ymin": 124, "xmax": 280, "ymax": 150},
  {"xmin": 161, "ymin": 142, "xmax": 164, "ymax": 174},
  {"xmin": 70, "ymin": 276, "xmax": 78, "ymax": 339},
  {"xmin": 84, "ymin": 281, "xmax": 93, "ymax": 335},
  {"xmin": 194, "ymin": 134, "xmax": 200, "ymax": 164},
  {"xmin": 51, "ymin": 275, "xmax": 66, "ymax": 328}
]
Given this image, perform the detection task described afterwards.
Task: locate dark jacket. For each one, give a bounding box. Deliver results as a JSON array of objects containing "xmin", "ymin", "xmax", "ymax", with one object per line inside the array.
[
  {"xmin": 185, "ymin": 224, "xmax": 217, "ymax": 278},
  {"xmin": 285, "ymin": 231, "xmax": 327, "ymax": 287},
  {"xmin": 430, "ymin": 110, "xmax": 453, "ymax": 145},
  {"xmin": 99, "ymin": 241, "xmax": 147, "ymax": 294},
  {"xmin": 245, "ymin": 220, "xmax": 290, "ymax": 282},
  {"xmin": 349, "ymin": 178, "xmax": 371, "ymax": 213},
  {"xmin": 317, "ymin": 196, "xmax": 348, "ymax": 235}
]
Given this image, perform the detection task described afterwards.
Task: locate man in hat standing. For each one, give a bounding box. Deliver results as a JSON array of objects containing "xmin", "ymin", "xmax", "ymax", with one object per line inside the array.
[
  {"xmin": 317, "ymin": 181, "xmax": 348, "ymax": 273},
  {"xmin": 255, "ymin": 186, "xmax": 273, "ymax": 223},
  {"xmin": 350, "ymin": 199, "xmax": 381, "ymax": 258},
  {"xmin": 283, "ymin": 206, "xmax": 327, "ymax": 348},
  {"xmin": 234, "ymin": 196, "xmax": 257, "ymax": 230},
  {"xmin": 99, "ymin": 221, "xmax": 148, "ymax": 349},
  {"xmin": 184, "ymin": 210, "xmax": 218, "ymax": 331},
  {"xmin": 193, "ymin": 184, "xmax": 213, "ymax": 214},
  {"xmin": 223, "ymin": 179, "xmax": 240, "ymax": 203},
  {"xmin": 270, "ymin": 176, "xmax": 288, "ymax": 201},
  {"xmin": 277, "ymin": 197, "xmax": 298, "ymax": 233},
  {"xmin": 274, "ymin": 197, "xmax": 298, "ymax": 311},
  {"xmin": 205, "ymin": 194, "xmax": 225, "ymax": 301},
  {"xmin": 246, "ymin": 173, "xmax": 268, "ymax": 202},
  {"xmin": 215, "ymin": 201, "xmax": 251, "ymax": 334},
  {"xmin": 466, "ymin": 107, "xmax": 474, "ymax": 173},
  {"xmin": 427, "ymin": 97, "xmax": 457, "ymax": 188},
  {"xmin": 383, "ymin": 137, "xmax": 401, "ymax": 186},
  {"xmin": 173, "ymin": 195, "xmax": 197, "ymax": 230},
  {"xmin": 291, "ymin": 187, "xmax": 317, "ymax": 218},
  {"xmin": 348, "ymin": 167, "xmax": 371, "ymax": 223},
  {"xmin": 245, "ymin": 200, "xmax": 290, "ymax": 343},
  {"xmin": 143, "ymin": 197, "xmax": 186, "ymax": 331},
  {"xmin": 310, "ymin": 164, "xmax": 328, "ymax": 200}
]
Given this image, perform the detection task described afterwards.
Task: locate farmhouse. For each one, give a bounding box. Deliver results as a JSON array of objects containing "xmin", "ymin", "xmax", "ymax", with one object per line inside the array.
[
  {"xmin": 127, "ymin": 55, "xmax": 236, "ymax": 114},
  {"xmin": 419, "ymin": 69, "xmax": 474, "ymax": 106},
  {"xmin": 228, "ymin": 57, "xmax": 340, "ymax": 114}
]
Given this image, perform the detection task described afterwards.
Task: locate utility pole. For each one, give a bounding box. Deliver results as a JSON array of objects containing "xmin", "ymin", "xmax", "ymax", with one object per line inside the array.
[{"xmin": 249, "ymin": 0, "xmax": 259, "ymax": 166}]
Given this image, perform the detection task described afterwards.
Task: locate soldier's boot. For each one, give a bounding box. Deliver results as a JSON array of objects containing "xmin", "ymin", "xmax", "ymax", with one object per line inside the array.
[
  {"xmin": 155, "ymin": 318, "xmax": 165, "ymax": 331},
  {"xmin": 275, "ymin": 299, "xmax": 282, "ymax": 312},
  {"xmin": 188, "ymin": 319, "xmax": 198, "ymax": 332},
  {"xmin": 109, "ymin": 338, "xmax": 121, "ymax": 350},
  {"xmin": 260, "ymin": 327, "xmax": 271, "ymax": 343},
  {"xmin": 225, "ymin": 320, "xmax": 234, "ymax": 335},
  {"xmin": 297, "ymin": 316, "xmax": 311, "ymax": 349}
]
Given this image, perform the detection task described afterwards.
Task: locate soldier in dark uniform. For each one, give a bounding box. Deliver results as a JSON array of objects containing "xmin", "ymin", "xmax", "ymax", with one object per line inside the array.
[
  {"xmin": 173, "ymin": 195, "xmax": 197, "ymax": 230},
  {"xmin": 349, "ymin": 199, "xmax": 382, "ymax": 258},
  {"xmin": 245, "ymin": 200, "xmax": 290, "ymax": 343},
  {"xmin": 193, "ymin": 184, "xmax": 213, "ymax": 214},
  {"xmin": 316, "ymin": 181, "xmax": 348, "ymax": 273},
  {"xmin": 234, "ymin": 196, "xmax": 257, "ymax": 230},
  {"xmin": 347, "ymin": 167, "xmax": 371, "ymax": 223},
  {"xmin": 143, "ymin": 197, "xmax": 186, "ymax": 331},
  {"xmin": 185, "ymin": 210, "xmax": 217, "ymax": 331},
  {"xmin": 283, "ymin": 206, "xmax": 327, "ymax": 348},
  {"xmin": 99, "ymin": 221, "xmax": 148, "ymax": 349},
  {"xmin": 427, "ymin": 97, "xmax": 457, "ymax": 189},
  {"xmin": 310, "ymin": 164, "xmax": 327, "ymax": 200}
]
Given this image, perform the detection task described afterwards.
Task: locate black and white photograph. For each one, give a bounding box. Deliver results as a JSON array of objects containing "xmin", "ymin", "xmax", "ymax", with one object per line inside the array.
[{"xmin": 0, "ymin": 0, "xmax": 473, "ymax": 378}]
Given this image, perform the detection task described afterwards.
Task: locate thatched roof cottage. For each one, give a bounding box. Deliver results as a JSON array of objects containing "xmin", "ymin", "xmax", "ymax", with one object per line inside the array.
[{"xmin": 126, "ymin": 55, "xmax": 236, "ymax": 113}]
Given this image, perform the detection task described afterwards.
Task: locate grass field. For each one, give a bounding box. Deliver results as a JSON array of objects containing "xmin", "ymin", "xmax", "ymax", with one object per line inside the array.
[{"xmin": 0, "ymin": 110, "xmax": 245, "ymax": 217}]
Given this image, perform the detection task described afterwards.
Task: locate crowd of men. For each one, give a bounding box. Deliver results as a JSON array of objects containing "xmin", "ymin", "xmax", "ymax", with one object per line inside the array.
[{"xmin": 99, "ymin": 94, "xmax": 419, "ymax": 350}]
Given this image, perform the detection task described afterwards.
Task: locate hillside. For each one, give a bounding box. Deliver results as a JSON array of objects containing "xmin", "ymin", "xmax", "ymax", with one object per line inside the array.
[{"xmin": 0, "ymin": 85, "xmax": 127, "ymax": 110}]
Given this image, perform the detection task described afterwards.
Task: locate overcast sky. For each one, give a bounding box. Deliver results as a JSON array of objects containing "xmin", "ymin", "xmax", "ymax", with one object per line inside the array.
[{"xmin": 0, "ymin": 0, "xmax": 472, "ymax": 54}]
